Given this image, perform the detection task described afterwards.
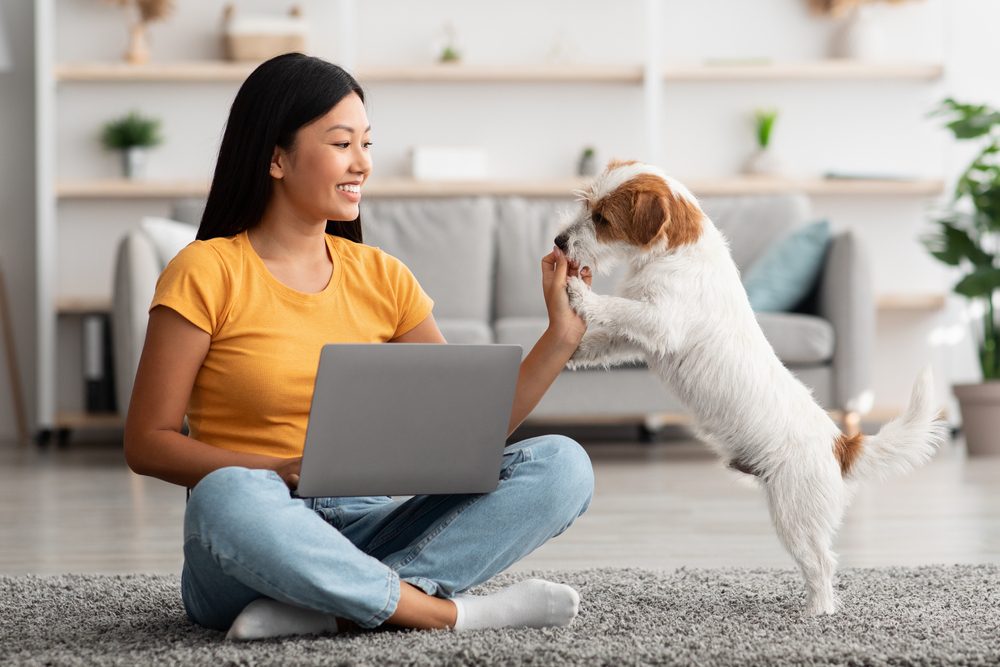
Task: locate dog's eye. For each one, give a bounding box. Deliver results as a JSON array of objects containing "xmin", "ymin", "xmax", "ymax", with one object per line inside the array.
[{"xmin": 591, "ymin": 211, "xmax": 607, "ymax": 226}]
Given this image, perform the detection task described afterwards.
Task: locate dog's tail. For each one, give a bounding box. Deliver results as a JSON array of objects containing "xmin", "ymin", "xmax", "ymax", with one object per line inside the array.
[{"xmin": 839, "ymin": 366, "xmax": 948, "ymax": 481}]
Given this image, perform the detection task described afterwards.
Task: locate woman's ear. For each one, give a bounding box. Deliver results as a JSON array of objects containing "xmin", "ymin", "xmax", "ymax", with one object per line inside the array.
[{"xmin": 269, "ymin": 147, "xmax": 285, "ymax": 180}]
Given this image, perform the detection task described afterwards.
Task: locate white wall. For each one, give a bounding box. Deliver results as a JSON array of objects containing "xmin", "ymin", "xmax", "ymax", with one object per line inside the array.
[{"xmin": 5, "ymin": 0, "xmax": 1000, "ymax": 441}]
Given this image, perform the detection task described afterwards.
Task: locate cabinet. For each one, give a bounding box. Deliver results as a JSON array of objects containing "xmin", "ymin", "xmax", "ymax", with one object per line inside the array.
[{"xmin": 34, "ymin": 0, "xmax": 947, "ymax": 436}]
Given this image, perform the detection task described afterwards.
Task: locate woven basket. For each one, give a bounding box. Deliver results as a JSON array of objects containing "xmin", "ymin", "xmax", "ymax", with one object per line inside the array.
[{"xmin": 225, "ymin": 33, "xmax": 307, "ymax": 62}]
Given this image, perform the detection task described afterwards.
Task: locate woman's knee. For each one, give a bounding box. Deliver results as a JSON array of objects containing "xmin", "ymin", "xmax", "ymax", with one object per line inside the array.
[
  {"xmin": 524, "ymin": 435, "xmax": 595, "ymax": 515},
  {"xmin": 185, "ymin": 466, "xmax": 285, "ymax": 538}
]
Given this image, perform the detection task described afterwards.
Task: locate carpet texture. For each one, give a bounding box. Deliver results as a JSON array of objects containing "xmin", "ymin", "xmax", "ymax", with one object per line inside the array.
[{"xmin": 3, "ymin": 566, "xmax": 999, "ymax": 666}]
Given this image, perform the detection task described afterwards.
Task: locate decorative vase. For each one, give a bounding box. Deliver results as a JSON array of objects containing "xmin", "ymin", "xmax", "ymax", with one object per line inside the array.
[
  {"xmin": 953, "ymin": 382, "xmax": 1000, "ymax": 456},
  {"xmin": 743, "ymin": 148, "xmax": 782, "ymax": 177},
  {"xmin": 123, "ymin": 147, "xmax": 147, "ymax": 180},
  {"xmin": 125, "ymin": 22, "xmax": 150, "ymax": 65},
  {"xmin": 831, "ymin": 5, "xmax": 888, "ymax": 61}
]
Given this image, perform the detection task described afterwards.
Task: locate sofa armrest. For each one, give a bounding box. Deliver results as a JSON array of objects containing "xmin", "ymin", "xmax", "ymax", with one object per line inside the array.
[
  {"xmin": 111, "ymin": 230, "xmax": 162, "ymax": 418},
  {"xmin": 816, "ymin": 231, "xmax": 876, "ymax": 414}
]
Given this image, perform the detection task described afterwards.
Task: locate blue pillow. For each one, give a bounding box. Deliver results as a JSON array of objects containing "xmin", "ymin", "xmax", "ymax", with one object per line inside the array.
[{"xmin": 742, "ymin": 220, "xmax": 831, "ymax": 312}]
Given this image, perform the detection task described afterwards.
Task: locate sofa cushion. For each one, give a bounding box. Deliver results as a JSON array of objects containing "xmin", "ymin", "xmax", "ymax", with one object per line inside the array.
[
  {"xmin": 700, "ymin": 194, "xmax": 811, "ymax": 273},
  {"xmin": 361, "ymin": 198, "xmax": 495, "ymax": 324},
  {"xmin": 756, "ymin": 312, "xmax": 834, "ymax": 364},
  {"xmin": 494, "ymin": 317, "xmax": 549, "ymax": 358},
  {"xmin": 744, "ymin": 220, "xmax": 831, "ymax": 312},
  {"xmin": 494, "ymin": 197, "xmax": 628, "ymax": 319},
  {"xmin": 498, "ymin": 313, "xmax": 833, "ymax": 366},
  {"xmin": 436, "ymin": 319, "xmax": 493, "ymax": 344}
]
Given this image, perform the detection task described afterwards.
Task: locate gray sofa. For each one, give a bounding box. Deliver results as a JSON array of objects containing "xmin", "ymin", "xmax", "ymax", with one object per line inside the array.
[{"xmin": 112, "ymin": 193, "xmax": 874, "ymax": 430}]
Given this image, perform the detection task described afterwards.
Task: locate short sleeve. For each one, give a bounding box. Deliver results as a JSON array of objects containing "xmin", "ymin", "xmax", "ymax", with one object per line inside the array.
[
  {"xmin": 383, "ymin": 252, "xmax": 435, "ymax": 339},
  {"xmin": 149, "ymin": 241, "xmax": 231, "ymax": 335}
]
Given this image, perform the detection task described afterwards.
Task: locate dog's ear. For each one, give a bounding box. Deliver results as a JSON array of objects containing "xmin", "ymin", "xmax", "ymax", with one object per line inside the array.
[
  {"xmin": 605, "ymin": 158, "xmax": 637, "ymax": 172},
  {"xmin": 629, "ymin": 176, "xmax": 703, "ymax": 249},
  {"xmin": 631, "ymin": 188, "xmax": 669, "ymax": 248}
]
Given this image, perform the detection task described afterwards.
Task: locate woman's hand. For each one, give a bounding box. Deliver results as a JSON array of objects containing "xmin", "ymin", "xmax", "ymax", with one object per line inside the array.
[
  {"xmin": 541, "ymin": 246, "xmax": 593, "ymax": 347},
  {"xmin": 273, "ymin": 457, "xmax": 302, "ymax": 491}
]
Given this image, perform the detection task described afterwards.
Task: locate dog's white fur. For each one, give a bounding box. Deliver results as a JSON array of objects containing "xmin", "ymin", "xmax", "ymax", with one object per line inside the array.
[{"xmin": 557, "ymin": 161, "xmax": 948, "ymax": 615}]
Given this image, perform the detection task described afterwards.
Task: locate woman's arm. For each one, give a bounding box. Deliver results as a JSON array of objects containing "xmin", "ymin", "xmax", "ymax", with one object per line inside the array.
[
  {"xmin": 124, "ymin": 306, "xmax": 289, "ymax": 489},
  {"xmin": 390, "ymin": 247, "xmax": 590, "ymax": 437},
  {"xmin": 505, "ymin": 247, "xmax": 590, "ymax": 436}
]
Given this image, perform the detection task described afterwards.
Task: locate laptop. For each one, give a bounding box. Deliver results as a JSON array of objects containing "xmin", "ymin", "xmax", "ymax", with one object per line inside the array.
[{"xmin": 295, "ymin": 343, "xmax": 523, "ymax": 498}]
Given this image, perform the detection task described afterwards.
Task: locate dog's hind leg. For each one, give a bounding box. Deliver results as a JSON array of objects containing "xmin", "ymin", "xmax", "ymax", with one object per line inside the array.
[{"xmin": 763, "ymin": 468, "xmax": 846, "ymax": 615}]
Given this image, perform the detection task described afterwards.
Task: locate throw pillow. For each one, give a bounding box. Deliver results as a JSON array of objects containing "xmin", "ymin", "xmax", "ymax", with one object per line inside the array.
[{"xmin": 742, "ymin": 219, "xmax": 831, "ymax": 312}]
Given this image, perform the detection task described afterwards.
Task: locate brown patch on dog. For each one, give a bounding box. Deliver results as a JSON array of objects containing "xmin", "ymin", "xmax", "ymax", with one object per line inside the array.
[
  {"xmin": 605, "ymin": 158, "xmax": 638, "ymax": 171},
  {"xmin": 592, "ymin": 173, "xmax": 704, "ymax": 249},
  {"xmin": 833, "ymin": 432, "xmax": 864, "ymax": 476}
]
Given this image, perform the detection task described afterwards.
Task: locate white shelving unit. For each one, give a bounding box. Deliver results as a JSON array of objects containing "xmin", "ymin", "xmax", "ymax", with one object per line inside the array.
[{"xmin": 34, "ymin": 0, "xmax": 948, "ymax": 435}]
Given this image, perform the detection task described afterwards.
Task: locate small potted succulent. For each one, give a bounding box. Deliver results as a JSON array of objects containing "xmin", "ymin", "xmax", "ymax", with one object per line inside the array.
[
  {"xmin": 743, "ymin": 108, "xmax": 782, "ymax": 177},
  {"xmin": 924, "ymin": 97, "xmax": 1000, "ymax": 456},
  {"xmin": 101, "ymin": 111, "xmax": 163, "ymax": 180},
  {"xmin": 577, "ymin": 146, "xmax": 598, "ymax": 177}
]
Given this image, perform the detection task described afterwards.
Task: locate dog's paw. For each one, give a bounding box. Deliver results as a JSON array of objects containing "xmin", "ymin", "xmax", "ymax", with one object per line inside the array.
[{"xmin": 566, "ymin": 276, "xmax": 592, "ymax": 314}]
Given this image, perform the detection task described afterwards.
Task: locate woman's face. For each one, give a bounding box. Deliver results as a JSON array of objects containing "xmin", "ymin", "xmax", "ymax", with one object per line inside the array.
[{"xmin": 272, "ymin": 92, "xmax": 372, "ymax": 223}]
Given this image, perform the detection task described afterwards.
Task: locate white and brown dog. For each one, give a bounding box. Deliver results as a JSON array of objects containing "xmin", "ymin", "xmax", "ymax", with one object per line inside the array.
[{"xmin": 556, "ymin": 160, "xmax": 947, "ymax": 615}]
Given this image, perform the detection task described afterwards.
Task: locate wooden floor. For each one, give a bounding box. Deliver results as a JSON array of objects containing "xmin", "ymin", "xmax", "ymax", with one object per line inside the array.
[{"xmin": 1, "ymin": 433, "xmax": 998, "ymax": 576}]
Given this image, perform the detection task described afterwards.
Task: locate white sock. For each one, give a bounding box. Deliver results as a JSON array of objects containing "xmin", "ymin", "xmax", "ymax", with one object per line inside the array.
[
  {"xmin": 451, "ymin": 579, "xmax": 580, "ymax": 632},
  {"xmin": 225, "ymin": 597, "xmax": 339, "ymax": 641}
]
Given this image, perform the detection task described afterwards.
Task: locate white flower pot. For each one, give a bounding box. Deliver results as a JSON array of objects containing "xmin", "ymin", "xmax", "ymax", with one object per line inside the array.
[
  {"xmin": 743, "ymin": 148, "xmax": 782, "ymax": 177},
  {"xmin": 832, "ymin": 5, "xmax": 888, "ymax": 61},
  {"xmin": 954, "ymin": 382, "xmax": 1000, "ymax": 457},
  {"xmin": 123, "ymin": 147, "xmax": 147, "ymax": 180}
]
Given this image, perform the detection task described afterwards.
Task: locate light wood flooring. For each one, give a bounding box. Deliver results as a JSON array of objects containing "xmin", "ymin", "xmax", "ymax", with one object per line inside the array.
[{"xmin": 1, "ymin": 433, "xmax": 998, "ymax": 576}]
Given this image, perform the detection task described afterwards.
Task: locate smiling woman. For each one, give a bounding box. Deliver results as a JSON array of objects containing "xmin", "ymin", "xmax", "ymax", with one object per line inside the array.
[{"xmin": 121, "ymin": 53, "xmax": 595, "ymax": 642}]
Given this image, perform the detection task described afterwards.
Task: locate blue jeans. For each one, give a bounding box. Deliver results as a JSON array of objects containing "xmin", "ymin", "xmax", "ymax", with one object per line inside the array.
[{"xmin": 180, "ymin": 435, "xmax": 594, "ymax": 631}]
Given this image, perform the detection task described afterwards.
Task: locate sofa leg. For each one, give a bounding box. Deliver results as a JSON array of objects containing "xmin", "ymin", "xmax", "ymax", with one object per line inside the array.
[{"xmin": 842, "ymin": 411, "xmax": 861, "ymax": 437}]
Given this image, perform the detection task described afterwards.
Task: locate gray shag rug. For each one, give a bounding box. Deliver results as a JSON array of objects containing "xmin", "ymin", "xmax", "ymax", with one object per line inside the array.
[{"xmin": 2, "ymin": 566, "xmax": 999, "ymax": 666}]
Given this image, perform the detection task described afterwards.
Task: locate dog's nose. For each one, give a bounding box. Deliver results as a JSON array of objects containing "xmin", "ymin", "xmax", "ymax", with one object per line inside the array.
[{"xmin": 554, "ymin": 234, "xmax": 569, "ymax": 252}]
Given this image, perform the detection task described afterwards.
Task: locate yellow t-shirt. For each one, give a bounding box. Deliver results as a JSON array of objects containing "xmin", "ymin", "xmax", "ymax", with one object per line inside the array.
[{"xmin": 149, "ymin": 230, "xmax": 434, "ymax": 459}]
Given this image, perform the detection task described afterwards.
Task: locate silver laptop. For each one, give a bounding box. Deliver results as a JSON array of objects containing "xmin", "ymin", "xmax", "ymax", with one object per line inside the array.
[{"xmin": 296, "ymin": 343, "xmax": 522, "ymax": 498}]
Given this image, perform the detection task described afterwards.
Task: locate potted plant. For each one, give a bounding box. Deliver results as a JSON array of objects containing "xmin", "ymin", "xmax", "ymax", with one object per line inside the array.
[
  {"xmin": 924, "ymin": 97, "xmax": 1000, "ymax": 456},
  {"xmin": 101, "ymin": 111, "xmax": 163, "ymax": 180},
  {"xmin": 743, "ymin": 108, "xmax": 782, "ymax": 177},
  {"xmin": 577, "ymin": 146, "xmax": 598, "ymax": 177}
]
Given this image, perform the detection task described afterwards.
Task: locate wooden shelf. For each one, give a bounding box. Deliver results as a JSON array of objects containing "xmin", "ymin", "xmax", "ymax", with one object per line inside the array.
[
  {"xmin": 55, "ymin": 411, "xmax": 123, "ymax": 430},
  {"xmin": 56, "ymin": 61, "xmax": 257, "ymax": 82},
  {"xmin": 358, "ymin": 64, "xmax": 643, "ymax": 83},
  {"xmin": 665, "ymin": 61, "xmax": 944, "ymax": 81},
  {"xmin": 58, "ymin": 179, "xmax": 210, "ymax": 198},
  {"xmin": 57, "ymin": 297, "xmax": 112, "ymax": 315},
  {"xmin": 877, "ymin": 293, "xmax": 947, "ymax": 311},
  {"xmin": 57, "ymin": 176, "xmax": 945, "ymax": 199},
  {"xmin": 56, "ymin": 60, "xmax": 942, "ymax": 84}
]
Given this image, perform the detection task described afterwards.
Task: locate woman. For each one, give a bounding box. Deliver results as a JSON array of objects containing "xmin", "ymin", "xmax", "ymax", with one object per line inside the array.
[{"xmin": 124, "ymin": 53, "xmax": 595, "ymax": 641}]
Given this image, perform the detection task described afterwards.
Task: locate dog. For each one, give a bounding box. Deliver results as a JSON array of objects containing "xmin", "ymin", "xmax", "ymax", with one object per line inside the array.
[{"xmin": 555, "ymin": 159, "xmax": 948, "ymax": 615}]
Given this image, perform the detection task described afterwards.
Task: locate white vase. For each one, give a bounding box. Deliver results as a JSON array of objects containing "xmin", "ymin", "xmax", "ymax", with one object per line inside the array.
[
  {"xmin": 832, "ymin": 5, "xmax": 888, "ymax": 61},
  {"xmin": 743, "ymin": 148, "xmax": 782, "ymax": 177},
  {"xmin": 123, "ymin": 147, "xmax": 147, "ymax": 180}
]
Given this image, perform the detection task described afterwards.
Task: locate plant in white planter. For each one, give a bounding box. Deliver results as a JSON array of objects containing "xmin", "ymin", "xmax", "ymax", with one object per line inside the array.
[
  {"xmin": 743, "ymin": 108, "xmax": 782, "ymax": 177},
  {"xmin": 101, "ymin": 111, "xmax": 163, "ymax": 180},
  {"xmin": 924, "ymin": 97, "xmax": 1000, "ymax": 456}
]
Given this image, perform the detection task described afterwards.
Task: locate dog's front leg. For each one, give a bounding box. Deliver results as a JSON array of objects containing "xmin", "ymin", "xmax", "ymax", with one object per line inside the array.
[
  {"xmin": 567, "ymin": 325, "xmax": 646, "ymax": 370},
  {"xmin": 567, "ymin": 276, "xmax": 683, "ymax": 357}
]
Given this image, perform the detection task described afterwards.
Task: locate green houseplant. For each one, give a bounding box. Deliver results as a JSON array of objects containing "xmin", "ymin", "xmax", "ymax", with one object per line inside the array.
[
  {"xmin": 924, "ymin": 97, "xmax": 1000, "ymax": 455},
  {"xmin": 744, "ymin": 108, "xmax": 782, "ymax": 176},
  {"xmin": 101, "ymin": 111, "xmax": 162, "ymax": 180}
]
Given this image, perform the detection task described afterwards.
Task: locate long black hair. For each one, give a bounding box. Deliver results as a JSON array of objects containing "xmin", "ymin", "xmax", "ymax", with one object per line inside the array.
[{"xmin": 197, "ymin": 53, "xmax": 365, "ymax": 243}]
